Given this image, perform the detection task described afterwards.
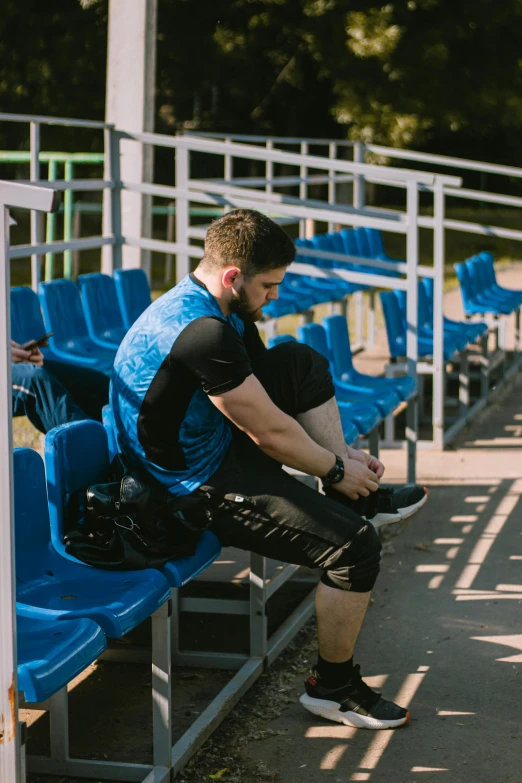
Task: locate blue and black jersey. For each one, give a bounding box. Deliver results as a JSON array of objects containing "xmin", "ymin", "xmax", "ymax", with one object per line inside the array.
[{"xmin": 110, "ymin": 273, "xmax": 266, "ymax": 495}]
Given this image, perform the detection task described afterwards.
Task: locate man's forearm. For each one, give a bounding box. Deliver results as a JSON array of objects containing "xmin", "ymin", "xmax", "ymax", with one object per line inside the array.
[{"xmin": 256, "ymin": 416, "xmax": 336, "ymax": 477}]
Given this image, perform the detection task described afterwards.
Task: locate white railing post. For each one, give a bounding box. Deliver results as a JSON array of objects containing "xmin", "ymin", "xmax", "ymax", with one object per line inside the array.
[
  {"xmin": 0, "ymin": 205, "xmax": 18, "ymax": 783},
  {"xmin": 266, "ymin": 140, "xmax": 273, "ymax": 195},
  {"xmin": 29, "ymin": 122, "xmax": 42, "ymax": 291},
  {"xmin": 175, "ymin": 145, "xmax": 190, "ymax": 282},
  {"xmin": 224, "ymin": 138, "xmax": 232, "ymax": 215},
  {"xmin": 300, "ymin": 141, "xmax": 313, "ymax": 238},
  {"xmin": 405, "ymin": 180, "xmax": 419, "ymax": 483},
  {"xmin": 353, "ymin": 141, "xmax": 365, "ymax": 210},
  {"xmin": 102, "ymin": 127, "xmax": 122, "ymax": 275},
  {"xmin": 432, "ymin": 179, "xmax": 446, "ymax": 450},
  {"xmin": 327, "ymin": 142, "xmax": 336, "ymax": 232}
]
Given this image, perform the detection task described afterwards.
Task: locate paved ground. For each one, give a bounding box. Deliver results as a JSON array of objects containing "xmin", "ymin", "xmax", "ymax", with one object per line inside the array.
[{"xmin": 23, "ymin": 266, "xmax": 522, "ymax": 782}]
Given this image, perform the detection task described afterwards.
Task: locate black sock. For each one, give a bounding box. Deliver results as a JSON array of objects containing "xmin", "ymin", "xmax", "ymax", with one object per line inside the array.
[{"xmin": 316, "ymin": 655, "xmax": 354, "ymax": 689}]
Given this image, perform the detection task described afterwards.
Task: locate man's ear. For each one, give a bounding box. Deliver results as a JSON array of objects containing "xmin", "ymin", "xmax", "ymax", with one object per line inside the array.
[{"xmin": 222, "ymin": 266, "xmax": 242, "ymax": 289}]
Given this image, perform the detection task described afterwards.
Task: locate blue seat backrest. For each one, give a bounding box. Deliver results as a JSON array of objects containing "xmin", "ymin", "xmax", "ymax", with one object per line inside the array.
[
  {"xmin": 44, "ymin": 420, "xmax": 111, "ymax": 556},
  {"xmin": 78, "ymin": 273, "xmax": 124, "ymax": 334},
  {"xmin": 454, "ymin": 262, "xmax": 474, "ymax": 307},
  {"xmin": 322, "ymin": 314, "xmax": 354, "ymax": 375},
  {"xmin": 13, "ymin": 448, "xmax": 53, "ymax": 581},
  {"xmin": 339, "ymin": 228, "xmax": 359, "ymax": 257},
  {"xmin": 354, "ymin": 227, "xmax": 372, "ymax": 258},
  {"xmin": 11, "ymin": 286, "xmax": 47, "ymax": 346},
  {"xmin": 297, "ymin": 322, "xmax": 332, "ymax": 362},
  {"xmin": 39, "ymin": 279, "xmax": 90, "ymax": 341},
  {"xmin": 365, "ymin": 228, "xmax": 385, "ymax": 258},
  {"xmin": 465, "ymin": 258, "xmax": 483, "ymax": 299},
  {"xmin": 113, "ymin": 269, "xmax": 152, "ymax": 329},
  {"xmin": 380, "ymin": 291, "xmax": 406, "ymax": 350},
  {"xmin": 478, "ymin": 253, "xmax": 497, "ymax": 287},
  {"xmin": 310, "ymin": 234, "xmax": 335, "ymax": 268},
  {"xmin": 326, "ymin": 232, "xmax": 345, "ymax": 255}
]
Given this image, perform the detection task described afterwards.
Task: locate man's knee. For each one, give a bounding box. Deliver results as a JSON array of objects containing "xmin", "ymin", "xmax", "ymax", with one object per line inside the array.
[
  {"xmin": 320, "ymin": 522, "xmax": 381, "ymax": 593},
  {"xmin": 12, "ymin": 362, "xmax": 47, "ymax": 388}
]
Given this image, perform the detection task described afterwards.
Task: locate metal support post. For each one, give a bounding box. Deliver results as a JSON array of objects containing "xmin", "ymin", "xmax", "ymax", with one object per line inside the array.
[
  {"xmin": 0, "ymin": 205, "xmax": 19, "ymax": 783},
  {"xmin": 249, "ymin": 553, "xmax": 267, "ymax": 660},
  {"xmin": 480, "ymin": 332, "xmax": 489, "ymax": 400},
  {"xmin": 170, "ymin": 587, "xmax": 181, "ymax": 659},
  {"xmin": 327, "ymin": 142, "xmax": 336, "ymax": 232},
  {"xmin": 367, "ymin": 289, "xmax": 376, "ymax": 347},
  {"xmin": 102, "ymin": 127, "xmax": 123, "ymax": 275},
  {"xmin": 151, "ymin": 600, "xmax": 172, "ymax": 773},
  {"xmin": 266, "ymin": 140, "xmax": 273, "ymax": 196},
  {"xmin": 405, "ymin": 181, "xmax": 419, "ymax": 482},
  {"xmin": 29, "ymin": 121, "xmax": 42, "ymax": 291},
  {"xmin": 63, "ymin": 160, "xmax": 74, "ymax": 279},
  {"xmin": 299, "ymin": 142, "xmax": 308, "ymax": 238},
  {"xmin": 458, "ymin": 348, "xmax": 469, "ymax": 418},
  {"xmin": 354, "ymin": 290, "xmax": 364, "ymax": 349},
  {"xmin": 45, "ymin": 159, "xmax": 58, "ymax": 281},
  {"xmin": 164, "ymin": 203, "xmax": 175, "ymax": 284},
  {"xmin": 432, "ymin": 181, "xmax": 446, "ymax": 451},
  {"xmin": 353, "ymin": 142, "xmax": 365, "ymax": 210},
  {"xmin": 368, "ymin": 427, "xmax": 379, "ymax": 459},
  {"xmin": 48, "ymin": 688, "xmax": 69, "ymax": 762},
  {"xmin": 175, "ymin": 145, "xmax": 190, "ymax": 282}
]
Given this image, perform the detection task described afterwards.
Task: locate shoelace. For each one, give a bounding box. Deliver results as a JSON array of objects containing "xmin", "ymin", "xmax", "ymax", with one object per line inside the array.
[{"xmin": 347, "ymin": 665, "xmax": 382, "ymax": 706}]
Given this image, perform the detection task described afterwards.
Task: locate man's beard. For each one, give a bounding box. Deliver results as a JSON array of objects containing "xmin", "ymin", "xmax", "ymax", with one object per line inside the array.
[{"xmin": 229, "ymin": 286, "xmax": 263, "ymax": 324}]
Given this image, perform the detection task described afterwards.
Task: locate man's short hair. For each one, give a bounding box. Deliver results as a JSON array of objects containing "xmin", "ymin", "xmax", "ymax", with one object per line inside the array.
[{"xmin": 201, "ymin": 209, "xmax": 296, "ymax": 278}]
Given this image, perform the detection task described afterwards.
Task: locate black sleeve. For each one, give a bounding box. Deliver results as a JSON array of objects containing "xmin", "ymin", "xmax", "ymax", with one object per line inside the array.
[
  {"xmin": 243, "ymin": 322, "xmax": 267, "ymax": 362},
  {"xmin": 171, "ymin": 316, "xmax": 253, "ymax": 395}
]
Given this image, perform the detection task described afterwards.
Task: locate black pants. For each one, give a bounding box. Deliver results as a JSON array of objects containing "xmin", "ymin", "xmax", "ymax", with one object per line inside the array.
[{"xmin": 205, "ymin": 343, "xmax": 381, "ymax": 592}]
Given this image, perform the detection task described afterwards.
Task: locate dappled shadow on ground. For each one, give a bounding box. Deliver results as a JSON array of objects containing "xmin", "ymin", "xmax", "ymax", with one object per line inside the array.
[{"xmin": 242, "ymin": 478, "xmax": 522, "ymax": 783}]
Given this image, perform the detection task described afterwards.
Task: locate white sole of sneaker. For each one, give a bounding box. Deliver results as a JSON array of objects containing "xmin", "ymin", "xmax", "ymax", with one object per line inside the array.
[
  {"xmin": 370, "ymin": 488, "xmax": 429, "ymax": 529},
  {"xmin": 300, "ymin": 693, "xmax": 410, "ymax": 729}
]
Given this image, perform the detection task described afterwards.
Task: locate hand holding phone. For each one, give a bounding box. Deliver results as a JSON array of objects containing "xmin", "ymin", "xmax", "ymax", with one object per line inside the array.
[{"xmin": 22, "ymin": 332, "xmax": 53, "ymax": 351}]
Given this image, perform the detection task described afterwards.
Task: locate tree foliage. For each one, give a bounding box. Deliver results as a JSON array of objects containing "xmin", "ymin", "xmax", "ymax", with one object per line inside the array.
[{"xmin": 2, "ymin": 0, "xmax": 522, "ymax": 162}]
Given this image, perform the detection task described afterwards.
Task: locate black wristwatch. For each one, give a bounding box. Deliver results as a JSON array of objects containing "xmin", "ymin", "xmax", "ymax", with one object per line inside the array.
[{"xmin": 321, "ymin": 454, "xmax": 345, "ymax": 489}]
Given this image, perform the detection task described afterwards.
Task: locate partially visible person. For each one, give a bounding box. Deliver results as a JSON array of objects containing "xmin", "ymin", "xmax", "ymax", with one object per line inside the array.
[{"xmin": 11, "ymin": 339, "xmax": 109, "ymax": 433}]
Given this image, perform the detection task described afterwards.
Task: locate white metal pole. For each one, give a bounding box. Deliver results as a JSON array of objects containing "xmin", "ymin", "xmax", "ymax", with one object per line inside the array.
[
  {"xmin": 327, "ymin": 142, "xmax": 336, "ymax": 232},
  {"xmin": 0, "ymin": 204, "xmax": 19, "ymax": 783},
  {"xmin": 353, "ymin": 141, "xmax": 365, "ymax": 210},
  {"xmin": 102, "ymin": 127, "xmax": 122, "ymax": 275},
  {"xmin": 29, "ymin": 122, "xmax": 41, "ymax": 292},
  {"xmin": 405, "ymin": 181, "xmax": 419, "ymax": 484},
  {"xmin": 175, "ymin": 145, "xmax": 190, "ymax": 282},
  {"xmin": 432, "ymin": 180, "xmax": 446, "ymax": 450}
]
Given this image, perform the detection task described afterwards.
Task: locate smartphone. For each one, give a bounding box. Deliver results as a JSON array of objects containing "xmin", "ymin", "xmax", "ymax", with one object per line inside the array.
[{"xmin": 22, "ymin": 332, "xmax": 54, "ymax": 351}]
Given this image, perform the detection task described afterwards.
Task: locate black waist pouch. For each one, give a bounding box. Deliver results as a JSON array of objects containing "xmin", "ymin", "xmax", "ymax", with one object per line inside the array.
[{"xmin": 64, "ymin": 462, "xmax": 213, "ymax": 570}]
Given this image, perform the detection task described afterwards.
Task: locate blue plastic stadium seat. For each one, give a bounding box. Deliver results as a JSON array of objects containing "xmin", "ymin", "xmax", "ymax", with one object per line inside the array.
[
  {"xmin": 17, "ymin": 608, "xmax": 106, "ymax": 703},
  {"xmin": 11, "ymin": 286, "xmax": 65, "ymax": 363},
  {"xmin": 47, "ymin": 418, "xmax": 222, "ymax": 589},
  {"xmin": 455, "ymin": 258, "xmax": 518, "ymax": 317},
  {"xmin": 38, "ymin": 279, "xmax": 116, "ymax": 374},
  {"xmin": 113, "ymin": 268, "xmax": 152, "ymax": 330},
  {"xmin": 296, "ymin": 322, "xmax": 382, "ymax": 436},
  {"xmin": 420, "ymin": 278, "xmax": 487, "ymax": 342},
  {"xmin": 297, "ymin": 322, "xmax": 400, "ymax": 416},
  {"xmin": 294, "ymin": 238, "xmax": 352, "ymax": 300},
  {"xmin": 267, "ymin": 334, "xmax": 297, "ymax": 349},
  {"xmin": 15, "ymin": 445, "xmax": 171, "ymax": 639},
  {"xmin": 322, "ymin": 314, "xmax": 416, "ymax": 402},
  {"xmin": 78, "ymin": 272, "xmax": 127, "ymax": 350},
  {"xmin": 380, "ymin": 290, "xmax": 460, "ymax": 360},
  {"xmin": 395, "ymin": 286, "xmax": 471, "ymax": 353},
  {"xmin": 478, "ymin": 252, "xmax": 522, "ymax": 304}
]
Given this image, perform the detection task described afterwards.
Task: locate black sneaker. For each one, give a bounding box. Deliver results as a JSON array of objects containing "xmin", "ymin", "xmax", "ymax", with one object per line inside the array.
[
  {"xmin": 363, "ymin": 485, "xmax": 428, "ymax": 527},
  {"xmin": 300, "ymin": 665, "xmax": 410, "ymax": 730},
  {"xmin": 326, "ymin": 484, "xmax": 428, "ymax": 528}
]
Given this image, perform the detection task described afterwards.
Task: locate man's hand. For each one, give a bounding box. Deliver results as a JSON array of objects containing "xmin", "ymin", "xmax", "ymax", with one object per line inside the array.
[
  {"xmin": 331, "ymin": 459, "xmax": 379, "ymax": 501},
  {"xmin": 28, "ymin": 347, "xmax": 44, "ymax": 367},
  {"xmin": 347, "ymin": 446, "xmax": 385, "ymax": 479},
  {"xmin": 11, "ymin": 340, "xmax": 32, "ymax": 364}
]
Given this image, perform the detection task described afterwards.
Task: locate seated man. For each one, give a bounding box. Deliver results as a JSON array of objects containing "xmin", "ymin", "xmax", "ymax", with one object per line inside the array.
[
  {"xmin": 111, "ymin": 209, "xmax": 428, "ymax": 730},
  {"xmin": 12, "ymin": 339, "xmax": 109, "ymax": 433}
]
